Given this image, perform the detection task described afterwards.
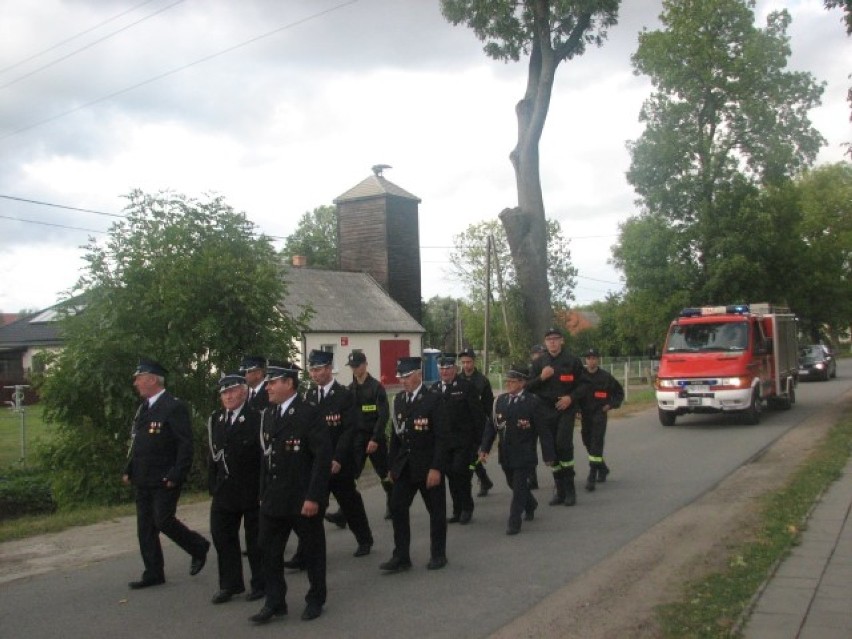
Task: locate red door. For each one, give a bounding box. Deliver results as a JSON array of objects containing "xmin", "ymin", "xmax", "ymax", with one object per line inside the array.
[{"xmin": 379, "ymin": 340, "xmax": 411, "ymax": 387}]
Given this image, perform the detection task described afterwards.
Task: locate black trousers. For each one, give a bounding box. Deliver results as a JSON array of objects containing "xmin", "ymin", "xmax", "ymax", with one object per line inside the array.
[
  {"xmin": 541, "ymin": 404, "xmax": 578, "ymax": 467},
  {"xmin": 581, "ymin": 411, "xmax": 608, "ymax": 459},
  {"xmin": 446, "ymin": 444, "xmax": 475, "ymax": 515},
  {"xmin": 353, "ymin": 429, "xmax": 389, "ymax": 479},
  {"xmin": 210, "ymin": 503, "xmax": 262, "ymax": 592},
  {"xmin": 329, "ymin": 472, "xmax": 373, "ymax": 545},
  {"xmin": 134, "ymin": 485, "xmax": 208, "ymax": 581},
  {"xmin": 389, "ymin": 471, "xmax": 447, "ymax": 561},
  {"xmin": 502, "ymin": 465, "xmax": 536, "ymax": 527},
  {"xmin": 258, "ymin": 511, "xmax": 326, "ymax": 609}
]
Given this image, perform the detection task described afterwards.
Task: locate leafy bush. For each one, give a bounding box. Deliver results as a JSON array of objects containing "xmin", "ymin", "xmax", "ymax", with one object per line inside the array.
[{"xmin": 0, "ymin": 468, "xmax": 56, "ymax": 520}]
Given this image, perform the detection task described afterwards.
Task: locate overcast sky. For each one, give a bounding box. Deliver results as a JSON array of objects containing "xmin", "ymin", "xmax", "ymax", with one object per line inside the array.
[{"xmin": 0, "ymin": 0, "xmax": 849, "ymax": 314}]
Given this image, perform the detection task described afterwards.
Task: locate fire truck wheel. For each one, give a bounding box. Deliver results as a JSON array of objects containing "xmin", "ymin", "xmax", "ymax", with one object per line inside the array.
[
  {"xmin": 742, "ymin": 389, "xmax": 762, "ymax": 425},
  {"xmin": 658, "ymin": 408, "xmax": 676, "ymax": 426}
]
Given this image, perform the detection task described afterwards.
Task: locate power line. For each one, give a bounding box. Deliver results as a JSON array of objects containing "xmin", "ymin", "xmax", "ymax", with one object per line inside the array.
[
  {"xmin": 1, "ymin": 0, "xmax": 187, "ymax": 90},
  {"xmin": 0, "ymin": 0, "xmax": 360, "ymax": 141},
  {"xmin": 0, "ymin": 194, "xmax": 123, "ymax": 217},
  {"xmin": 0, "ymin": 214, "xmax": 105, "ymax": 234},
  {"xmin": 0, "ymin": 0, "xmax": 160, "ymax": 76}
]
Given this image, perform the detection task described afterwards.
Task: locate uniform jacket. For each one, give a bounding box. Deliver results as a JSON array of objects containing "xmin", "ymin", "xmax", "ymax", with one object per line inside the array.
[
  {"xmin": 125, "ymin": 391, "xmax": 193, "ymax": 488},
  {"xmin": 580, "ymin": 368, "xmax": 625, "ymax": 415},
  {"xmin": 481, "ymin": 391, "xmax": 555, "ymax": 469},
  {"xmin": 389, "ymin": 386, "xmax": 448, "ymax": 482},
  {"xmin": 247, "ymin": 382, "xmax": 271, "ymax": 412},
  {"xmin": 527, "ymin": 349, "xmax": 589, "ymax": 407},
  {"xmin": 207, "ymin": 403, "xmax": 263, "ymax": 511},
  {"xmin": 459, "ymin": 368, "xmax": 494, "ymax": 435},
  {"xmin": 348, "ymin": 373, "xmax": 389, "ymax": 442},
  {"xmin": 431, "ymin": 375, "xmax": 485, "ymax": 449},
  {"xmin": 309, "ymin": 381, "xmax": 359, "ymax": 472},
  {"xmin": 259, "ymin": 394, "xmax": 332, "ymax": 518}
]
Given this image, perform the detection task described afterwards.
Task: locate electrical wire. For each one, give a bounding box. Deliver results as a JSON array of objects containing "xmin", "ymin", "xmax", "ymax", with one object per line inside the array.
[
  {"xmin": 0, "ymin": 0, "xmax": 360, "ymax": 141},
  {"xmin": 0, "ymin": 214, "xmax": 105, "ymax": 234},
  {"xmin": 0, "ymin": 194, "xmax": 123, "ymax": 217}
]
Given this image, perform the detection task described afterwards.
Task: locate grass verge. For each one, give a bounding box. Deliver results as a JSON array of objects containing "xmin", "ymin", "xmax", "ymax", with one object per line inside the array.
[
  {"xmin": 655, "ymin": 408, "xmax": 852, "ymax": 638},
  {"xmin": 0, "ymin": 491, "xmax": 210, "ymax": 543}
]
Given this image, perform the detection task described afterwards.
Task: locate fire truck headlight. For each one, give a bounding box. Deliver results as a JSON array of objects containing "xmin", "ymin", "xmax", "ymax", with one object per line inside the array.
[
  {"xmin": 720, "ymin": 377, "xmax": 743, "ymax": 387},
  {"xmin": 657, "ymin": 379, "xmax": 677, "ymax": 389}
]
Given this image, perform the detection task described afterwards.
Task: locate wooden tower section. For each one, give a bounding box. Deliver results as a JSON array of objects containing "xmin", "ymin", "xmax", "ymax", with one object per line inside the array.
[{"xmin": 334, "ymin": 169, "xmax": 422, "ymax": 323}]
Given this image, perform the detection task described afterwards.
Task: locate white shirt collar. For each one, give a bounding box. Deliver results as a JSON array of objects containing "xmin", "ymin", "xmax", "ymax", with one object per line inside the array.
[{"xmin": 147, "ymin": 388, "xmax": 166, "ymax": 407}]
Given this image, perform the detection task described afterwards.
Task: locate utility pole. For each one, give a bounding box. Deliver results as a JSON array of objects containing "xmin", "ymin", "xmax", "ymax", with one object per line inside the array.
[{"xmin": 484, "ymin": 235, "xmax": 491, "ymax": 375}]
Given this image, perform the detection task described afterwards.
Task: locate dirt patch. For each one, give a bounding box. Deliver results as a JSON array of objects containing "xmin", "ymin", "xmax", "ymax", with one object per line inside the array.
[{"xmin": 489, "ymin": 396, "xmax": 851, "ymax": 639}]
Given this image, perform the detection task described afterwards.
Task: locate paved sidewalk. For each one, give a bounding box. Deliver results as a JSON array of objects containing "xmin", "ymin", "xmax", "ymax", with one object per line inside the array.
[{"xmin": 743, "ymin": 457, "xmax": 852, "ymax": 638}]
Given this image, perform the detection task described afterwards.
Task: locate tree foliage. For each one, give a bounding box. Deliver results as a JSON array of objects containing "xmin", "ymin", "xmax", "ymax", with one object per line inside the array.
[
  {"xmin": 441, "ymin": 0, "xmax": 620, "ymax": 340},
  {"xmin": 281, "ymin": 205, "xmax": 338, "ymax": 269},
  {"xmin": 37, "ymin": 190, "xmax": 304, "ymax": 506}
]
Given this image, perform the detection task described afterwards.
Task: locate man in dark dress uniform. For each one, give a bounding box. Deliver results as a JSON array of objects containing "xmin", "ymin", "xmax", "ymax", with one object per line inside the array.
[
  {"xmin": 527, "ymin": 327, "xmax": 589, "ymax": 507},
  {"xmin": 480, "ymin": 364, "xmax": 556, "ymax": 535},
  {"xmin": 347, "ymin": 351, "xmax": 393, "ymax": 519},
  {"xmin": 207, "ymin": 372, "xmax": 264, "ymax": 604},
  {"xmin": 380, "ymin": 356, "xmax": 449, "ymax": 572},
  {"xmin": 123, "ymin": 359, "xmax": 210, "ymax": 589},
  {"xmin": 251, "ymin": 361, "xmax": 331, "ymax": 624},
  {"xmin": 457, "ymin": 348, "xmax": 495, "ymax": 497},
  {"xmin": 285, "ymin": 349, "xmax": 373, "ymax": 562},
  {"xmin": 579, "ymin": 348, "xmax": 624, "ymax": 492},
  {"xmin": 240, "ymin": 355, "xmax": 271, "ymax": 412},
  {"xmin": 433, "ymin": 353, "xmax": 484, "ymax": 524}
]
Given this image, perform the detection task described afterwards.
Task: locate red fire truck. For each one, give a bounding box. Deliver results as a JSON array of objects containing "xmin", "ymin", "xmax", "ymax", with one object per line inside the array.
[{"xmin": 654, "ymin": 303, "xmax": 798, "ymax": 426}]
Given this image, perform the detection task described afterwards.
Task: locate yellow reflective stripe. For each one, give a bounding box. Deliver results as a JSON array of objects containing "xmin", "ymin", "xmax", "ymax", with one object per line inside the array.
[
  {"xmin": 588, "ymin": 455, "xmax": 603, "ymax": 463},
  {"xmin": 361, "ymin": 404, "xmax": 378, "ymax": 412},
  {"xmin": 552, "ymin": 460, "xmax": 575, "ymax": 471}
]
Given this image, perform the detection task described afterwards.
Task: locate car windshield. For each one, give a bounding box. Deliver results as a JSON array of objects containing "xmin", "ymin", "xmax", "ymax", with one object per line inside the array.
[
  {"xmin": 665, "ymin": 322, "xmax": 749, "ymax": 352},
  {"xmin": 799, "ymin": 346, "xmax": 827, "ymax": 362}
]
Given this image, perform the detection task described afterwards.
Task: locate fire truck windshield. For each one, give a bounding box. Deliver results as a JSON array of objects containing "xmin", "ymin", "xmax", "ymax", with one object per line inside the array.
[{"xmin": 665, "ymin": 322, "xmax": 749, "ymax": 352}]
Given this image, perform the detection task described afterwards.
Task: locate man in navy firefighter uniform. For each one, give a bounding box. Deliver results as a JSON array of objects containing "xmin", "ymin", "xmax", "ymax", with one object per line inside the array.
[
  {"xmin": 527, "ymin": 327, "xmax": 589, "ymax": 506},
  {"xmin": 240, "ymin": 355, "xmax": 271, "ymax": 412},
  {"xmin": 381, "ymin": 356, "xmax": 449, "ymax": 572},
  {"xmin": 579, "ymin": 348, "xmax": 624, "ymax": 492},
  {"xmin": 123, "ymin": 359, "xmax": 210, "ymax": 589},
  {"xmin": 206, "ymin": 372, "xmax": 264, "ymax": 604},
  {"xmin": 433, "ymin": 353, "xmax": 485, "ymax": 524},
  {"xmin": 252, "ymin": 361, "xmax": 331, "ymax": 624},
  {"xmin": 457, "ymin": 348, "xmax": 496, "ymax": 497},
  {"xmin": 480, "ymin": 364, "xmax": 556, "ymax": 535}
]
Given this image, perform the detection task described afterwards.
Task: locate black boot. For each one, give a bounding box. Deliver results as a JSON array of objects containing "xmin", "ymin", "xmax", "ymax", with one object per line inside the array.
[
  {"xmin": 477, "ymin": 475, "xmax": 494, "ymax": 497},
  {"xmin": 548, "ymin": 470, "xmax": 566, "ymax": 506},
  {"xmin": 585, "ymin": 465, "xmax": 597, "ymax": 492},
  {"xmin": 324, "ymin": 509, "xmax": 346, "ymax": 529},
  {"xmin": 563, "ymin": 469, "xmax": 577, "ymax": 506},
  {"xmin": 597, "ymin": 462, "xmax": 610, "ymax": 483}
]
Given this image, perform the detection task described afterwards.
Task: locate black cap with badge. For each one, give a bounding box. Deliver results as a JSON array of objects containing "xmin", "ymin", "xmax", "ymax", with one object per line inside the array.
[
  {"xmin": 134, "ymin": 358, "xmax": 168, "ymax": 378},
  {"xmin": 266, "ymin": 360, "xmax": 301, "ymax": 381},
  {"xmin": 396, "ymin": 357, "xmax": 422, "ymax": 378},
  {"xmin": 239, "ymin": 355, "xmax": 266, "ymax": 373},
  {"xmin": 504, "ymin": 364, "xmax": 530, "ymax": 380},
  {"xmin": 307, "ymin": 350, "xmax": 333, "ymax": 369},
  {"xmin": 437, "ymin": 353, "xmax": 457, "ymax": 368},
  {"xmin": 347, "ymin": 351, "xmax": 367, "ymax": 367},
  {"xmin": 218, "ymin": 372, "xmax": 246, "ymax": 392}
]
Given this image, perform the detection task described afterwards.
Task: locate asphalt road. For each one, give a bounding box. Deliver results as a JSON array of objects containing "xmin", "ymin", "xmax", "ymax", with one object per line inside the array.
[{"xmin": 2, "ymin": 361, "xmax": 849, "ymax": 639}]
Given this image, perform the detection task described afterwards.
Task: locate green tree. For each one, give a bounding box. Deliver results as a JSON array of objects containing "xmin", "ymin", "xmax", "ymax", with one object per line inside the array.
[
  {"xmin": 37, "ymin": 190, "xmax": 305, "ymax": 507},
  {"xmin": 422, "ymin": 295, "xmax": 461, "ymax": 351},
  {"xmin": 281, "ymin": 205, "xmax": 338, "ymax": 269},
  {"xmin": 619, "ymin": 0, "xmax": 825, "ymax": 309},
  {"xmin": 788, "ymin": 162, "xmax": 852, "ymax": 342},
  {"xmin": 441, "ymin": 0, "xmax": 619, "ymax": 340}
]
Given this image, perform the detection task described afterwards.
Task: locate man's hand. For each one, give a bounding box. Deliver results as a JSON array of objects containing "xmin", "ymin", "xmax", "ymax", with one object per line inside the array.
[
  {"xmin": 366, "ymin": 440, "xmax": 379, "ymax": 454},
  {"xmin": 301, "ymin": 500, "xmax": 319, "ymax": 517},
  {"xmin": 555, "ymin": 395, "xmax": 572, "ymax": 411},
  {"xmin": 426, "ymin": 469, "xmax": 442, "ymax": 489},
  {"xmin": 121, "ymin": 474, "xmax": 130, "ymax": 486},
  {"xmin": 478, "ymin": 451, "xmax": 489, "ymax": 464},
  {"xmin": 540, "ymin": 365, "xmax": 555, "ymax": 381},
  {"xmin": 331, "ymin": 460, "xmax": 342, "ymax": 474}
]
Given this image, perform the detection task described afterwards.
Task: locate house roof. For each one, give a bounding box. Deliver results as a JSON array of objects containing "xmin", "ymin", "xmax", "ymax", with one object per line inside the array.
[
  {"xmin": 333, "ymin": 174, "xmax": 421, "ymax": 204},
  {"xmin": 0, "ymin": 296, "xmax": 86, "ymax": 351},
  {"xmin": 281, "ymin": 267, "xmax": 424, "ymax": 334}
]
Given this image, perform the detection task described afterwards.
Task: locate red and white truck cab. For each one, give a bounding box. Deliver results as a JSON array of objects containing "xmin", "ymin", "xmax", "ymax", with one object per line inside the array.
[{"xmin": 654, "ymin": 303, "xmax": 798, "ymax": 426}]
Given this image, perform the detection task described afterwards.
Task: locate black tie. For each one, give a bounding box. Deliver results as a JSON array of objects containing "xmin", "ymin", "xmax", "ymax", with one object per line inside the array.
[
  {"xmin": 226, "ymin": 410, "xmax": 233, "ymax": 426},
  {"xmin": 407, "ymin": 392, "xmax": 413, "ymax": 404},
  {"xmin": 319, "ymin": 387, "xmax": 325, "ymax": 402},
  {"xmin": 250, "ymin": 389, "xmax": 256, "ymax": 401}
]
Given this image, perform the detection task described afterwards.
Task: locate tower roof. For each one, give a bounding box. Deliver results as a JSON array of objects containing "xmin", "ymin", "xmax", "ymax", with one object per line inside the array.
[{"xmin": 333, "ymin": 174, "xmax": 421, "ymax": 204}]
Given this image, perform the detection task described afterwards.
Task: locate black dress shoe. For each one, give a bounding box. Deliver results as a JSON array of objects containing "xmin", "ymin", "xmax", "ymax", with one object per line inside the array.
[
  {"xmin": 283, "ymin": 555, "xmax": 306, "ymax": 570},
  {"xmin": 379, "ymin": 556, "xmax": 412, "ymax": 573},
  {"xmin": 458, "ymin": 510, "xmax": 472, "ymax": 525},
  {"xmin": 301, "ymin": 602, "xmax": 322, "ymax": 621},
  {"xmin": 249, "ymin": 604, "xmax": 287, "ymax": 624},
  {"xmin": 353, "ymin": 543, "xmax": 372, "ymax": 557},
  {"xmin": 477, "ymin": 477, "xmax": 494, "ymax": 497},
  {"xmin": 447, "ymin": 514, "xmax": 461, "ymax": 524},
  {"xmin": 427, "ymin": 556, "xmax": 448, "ymax": 570},
  {"xmin": 211, "ymin": 588, "xmax": 244, "ymax": 604},
  {"xmin": 245, "ymin": 589, "xmax": 265, "ymax": 602},
  {"xmin": 597, "ymin": 466, "xmax": 609, "ymax": 483},
  {"xmin": 506, "ymin": 522, "xmax": 521, "ymax": 535},
  {"xmin": 190, "ymin": 540, "xmax": 211, "ymax": 576},
  {"xmin": 128, "ymin": 576, "xmax": 165, "ymax": 589},
  {"xmin": 324, "ymin": 510, "xmax": 347, "ymax": 529},
  {"xmin": 524, "ymin": 500, "xmax": 538, "ymax": 521}
]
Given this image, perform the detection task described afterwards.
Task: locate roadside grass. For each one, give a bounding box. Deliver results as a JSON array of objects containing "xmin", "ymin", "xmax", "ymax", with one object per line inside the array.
[
  {"xmin": 0, "ymin": 490, "xmax": 210, "ymax": 543},
  {"xmin": 0, "ymin": 404, "xmax": 50, "ymax": 468},
  {"xmin": 656, "ymin": 408, "xmax": 852, "ymax": 638}
]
